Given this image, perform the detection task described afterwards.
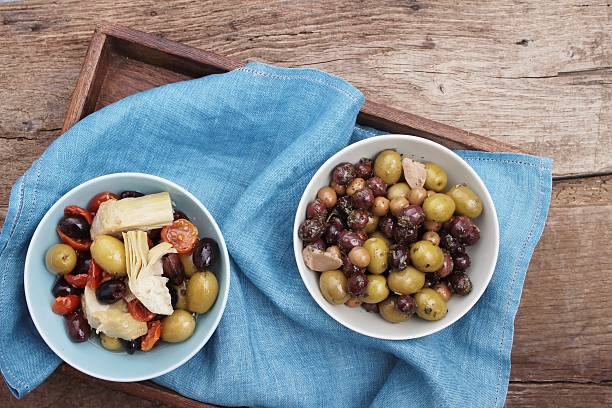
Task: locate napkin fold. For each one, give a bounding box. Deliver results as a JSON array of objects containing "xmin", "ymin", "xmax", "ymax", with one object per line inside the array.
[{"xmin": 0, "ymin": 62, "xmax": 552, "ymax": 407}]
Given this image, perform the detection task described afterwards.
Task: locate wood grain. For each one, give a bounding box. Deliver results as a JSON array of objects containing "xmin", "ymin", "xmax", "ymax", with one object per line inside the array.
[
  {"xmin": 1, "ymin": 0, "xmax": 610, "ymax": 176},
  {"xmin": 1, "ymin": 1, "xmax": 610, "ymax": 406}
]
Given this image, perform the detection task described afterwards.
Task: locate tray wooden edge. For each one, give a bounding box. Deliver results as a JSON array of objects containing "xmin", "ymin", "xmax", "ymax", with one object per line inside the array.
[{"xmin": 63, "ymin": 24, "xmax": 524, "ymax": 154}]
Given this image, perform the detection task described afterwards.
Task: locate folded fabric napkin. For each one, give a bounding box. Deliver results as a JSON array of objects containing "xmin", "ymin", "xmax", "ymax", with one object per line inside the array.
[{"xmin": 0, "ymin": 62, "xmax": 552, "ymax": 407}]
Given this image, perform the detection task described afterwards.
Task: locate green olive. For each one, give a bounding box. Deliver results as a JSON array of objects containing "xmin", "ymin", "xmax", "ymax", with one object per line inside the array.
[
  {"xmin": 187, "ymin": 271, "xmax": 219, "ymax": 314},
  {"xmin": 364, "ymin": 214, "xmax": 379, "ymax": 233},
  {"xmin": 447, "ymin": 184, "xmax": 483, "ymax": 218},
  {"xmin": 90, "ymin": 235, "xmax": 126, "ymax": 276},
  {"xmin": 363, "ymin": 237, "xmax": 389, "ymax": 274},
  {"xmin": 45, "ymin": 244, "xmax": 77, "ymax": 275},
  {"xmin": 415, "ymin": 288, "xmax": 448, "ymax": 321},
  {"xmin": 161, "ymin": 309, "xmax": 196, "ymax": 342},
  {"xmin": 386, "ymin": 182, "xmax": 410, "ymax": 200},
  {"xmin": 100, "ymin": 333, "xmax": 123, "ymax": 351},
  {"xmin": 374, "ymin": 149, "xmax": 403, "ymax": 185},
  {"xmin": 369, "ymin": 231, "xmax": 391, "ymax": 246},
  {"xmin": 174, "ymin": 282, "xmax": 188, "ymax": 310},
  {"xmin": 388, "ymin": 266, "xmax": 425, "ymax": 295},
  {"xmin": 424, "ymin": 163, "xmax": 448, "ymax": 192},
  {"xmin": 180, "ymin": 253, "xmax": 198, "ymax": 277},
  {"xmin": 319, "ymin": 270, "xmax": 350, "ymax": 304},
  {"xmin": 422, "ymin": 193, "xmax": 456, "ymax": 222},
  {"xmin": 379, "ymin": 296, "xmax": 410, "ymax": 323},
  {"xmin": 410, "ymin": 240, "xmax": 444, "ymax": 272},
  {"xmin": 363, "ymin": 274, "xmax": 390, "ymax": 304}
]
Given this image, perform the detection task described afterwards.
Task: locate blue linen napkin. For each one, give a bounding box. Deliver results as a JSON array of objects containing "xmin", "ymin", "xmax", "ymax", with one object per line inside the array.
[{"xmin": 0, "ymin": 62, "xmax": 552, "ymax": 407}]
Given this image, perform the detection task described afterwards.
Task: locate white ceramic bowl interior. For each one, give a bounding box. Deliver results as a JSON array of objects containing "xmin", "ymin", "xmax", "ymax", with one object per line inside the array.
[
  {"xmin": 294, "ymin": 135, "xmax": 499, "ymax": 340},
  {"xmin": 24, "ymin": 173, "xmax": 230, "ymax": 381}
]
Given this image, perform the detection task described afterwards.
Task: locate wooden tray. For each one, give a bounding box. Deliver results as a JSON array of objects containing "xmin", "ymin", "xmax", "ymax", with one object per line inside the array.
[{"xmin": 57, "ymin": 24, "xmax": 522, "ymax": 407}]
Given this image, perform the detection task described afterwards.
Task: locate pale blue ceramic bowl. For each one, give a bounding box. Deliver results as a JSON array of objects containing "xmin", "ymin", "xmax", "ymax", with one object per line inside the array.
[{"xmin": 24, "ymin": 173, "xmax": 230, "ymax": 382}]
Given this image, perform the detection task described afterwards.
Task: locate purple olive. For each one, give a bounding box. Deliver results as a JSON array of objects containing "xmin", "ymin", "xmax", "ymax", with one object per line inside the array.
[
  {"xmin": 436, "ymin": 251, "xmax": 454, "ymax": 278},
  {"xmin": 448, "ymin": 272, "xmax": 473, "ymax": 295},
  {"xmin": 355, "ymin": 158, "xmax": 374, "ymax": 179},
  {"xmin": 449, "ymin": 215, "xmax": 481, "ymax": 246},
  {"xmin": 52, "ymin": 277, "xmax": 83, "ymax": 297},
  {"xmin": 336, "ymin": 196, "xmax": 353, "ymax": 218},
  {"xmin": 324, "ymin": 221, "xmax": 344, "ymax": 245},
  {"xmin": 440, "ymin": 233, "xmax": 465, "ymax": 256},
  {"xmin": 453, "ymin": 253, "xmax": 471, "ymax": 271},
  {"xmin": 347, "ymin": 209, "xmax": 369, "ymax": 230},
  {"xmin": 332, "ymin": 162, "xmax": 356, "ymax": 185},
  {"xmin": 424, "ymin": 272, "xmax": 441, "ymax": 288},
  {"xmin": 337, "ymin": 230, "xmax": 365, "ymax": 253},
  {"xmin": 162, "ymin": 253, "xmax": 185, "ymax": 285},
  {"xmin": 58, "ymin": 215, "xmax": 90, "ymax": 239},
  {"xmin": 298, "ymin": 218, "xmax": 325, "ymax": 243},
  {"xmin": 65, "ymin": 311, "xmax": 91, "ymax": 342},
  {"xmin": 388, "ymin": 244, "xmax": 410, "ymax": 270},
  {"xmin": 366, "ymin": 176, "xmax": 388, "ymax": 197},
  {"xmin": 396, "ymin": 205, "xmax": 425, "ymax": 228},
  {"xmin": 348, "ymin": 272, "xmax": 368, "ymax": 296},
  {"xmin": 396, "ymin": 295, "xmax": 416, "ymax": 315},
  {"xmin": 362, "ymin": 302, "xmax": 379, "ymax": 313},
  {"xmin": 342, "ymin": 255, "xmax": 364, "ymax": 277},
  {"xmin": 306, "ymin": 200, "xmax": 327, "ymax": 220},
  {"xmin": 168, "ymin": 283, "xmax": 178, "ymax": 309},
  {"xmin": 96, "ymin": 279, "xmax": 128, "ymax": 304},
  {"xmin": 307, "ymin": 239, "xmax": 326, "ymax": 252},
  {"xmin": 393, "ymin": 225, "xmax": 419, "ymax": 246},
  {"xmin": 352, "ymin": 188, "xmax": 374, "ymax": 209},
  {"xmin": 353, "ymin": 230, "xmax": 369, "ymax": 243},
  {"xmin": 379, "ymin": 216, "xmax": 395, "ymax": 238},
  {"xmin": 193, "ymin": 238, "xmax": 219, "ymax": 270}
]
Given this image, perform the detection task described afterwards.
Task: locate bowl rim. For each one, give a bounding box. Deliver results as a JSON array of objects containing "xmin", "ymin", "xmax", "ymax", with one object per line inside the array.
[
  {"xmin": 293, "ymin": 134, "xmax": 500, "ymax": 340},
  {"xmin": 24, "ymin": 172, "xmax": 231, "ymax": 382}
]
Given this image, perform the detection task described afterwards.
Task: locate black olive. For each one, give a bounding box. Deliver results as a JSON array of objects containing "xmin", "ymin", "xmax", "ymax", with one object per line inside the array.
[
  {"xmin": 162, "ymin": 253, "xmax": 184, "ymax": 285},
  {"xmin": 120, "ymin": 191, "xmax": 144, "ymax": 199},
  {"xmin": 65, "ymin": 311, "xmax": 91, "ymax": 342},
  {"xmin": 192, "ymin": 238, "xmax": 219, "ymax": 270},
  {"xmin": 122, "ymin": 337, "xmax": 142, "ymax": 354},
  {"xmin": 58, "ymin": 215, "xmax": 90, "ymax": 239},
  {"xmin": 52, "ymin": 277, "xmax": 83, "ymax": 297},
  {"xmin": 173, "ymin": 210, "xmax": 190, "ymax": 221},
  {"xmin": 167, "ymin": 284, "xmax": 178, "ymax": 309},
  {"xmin": 95, "ymin": 279, "xmax": 127, "ymax": 304}
]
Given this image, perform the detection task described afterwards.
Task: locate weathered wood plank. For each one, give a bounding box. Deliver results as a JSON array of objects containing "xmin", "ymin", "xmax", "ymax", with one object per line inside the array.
[
  {"xmin": 506, "ymin": 382, "xmax": 612, "ymax": 407},
  {"xmin": 1, "ymin": 0, "xmax": 610, "ymax": 176}
]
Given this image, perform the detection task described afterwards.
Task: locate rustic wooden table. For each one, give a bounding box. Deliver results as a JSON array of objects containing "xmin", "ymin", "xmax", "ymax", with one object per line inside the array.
[{"xmin": 1, "ymin": 1, "xmax": 610, "ymax": 407}]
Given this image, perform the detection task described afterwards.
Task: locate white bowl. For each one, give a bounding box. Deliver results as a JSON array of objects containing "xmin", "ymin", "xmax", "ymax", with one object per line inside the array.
[
  {"xmin": 24, "ymin": 173, "xmax": 230, "ymax": 381},
  {"xmin": 293, "ymin": 135, "xmax": 499, "ymax": 340}
]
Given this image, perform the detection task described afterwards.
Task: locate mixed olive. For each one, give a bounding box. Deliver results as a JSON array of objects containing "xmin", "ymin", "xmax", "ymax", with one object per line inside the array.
[
  {"xmin": 299, "ymin": 150, "xmax": 483, "ymax": 324},
  {"xmin": 45, "ymin": 190, "xmax": 220, "ymax": 353}
]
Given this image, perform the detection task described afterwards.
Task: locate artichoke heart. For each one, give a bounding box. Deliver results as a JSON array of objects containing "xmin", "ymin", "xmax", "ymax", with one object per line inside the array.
[
  {"xmin": 81, "ymin": 286, "xmax": 147, "ymax": 340},
  {"xmin": 123, "ymin": 230, "xmax": 175, "ymax": 315},
  {"xmin": 90, "ymin": 192, "xmax": 174, "ymax": 240}
]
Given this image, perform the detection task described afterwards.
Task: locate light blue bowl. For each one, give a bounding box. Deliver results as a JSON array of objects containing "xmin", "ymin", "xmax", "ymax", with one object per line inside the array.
[{"xmin": 24, "ymin": 173, "xmax": 230, "ymax": 382}]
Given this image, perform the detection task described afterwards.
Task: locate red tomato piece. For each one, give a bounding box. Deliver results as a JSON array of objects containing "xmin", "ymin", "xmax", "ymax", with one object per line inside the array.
[
  {"xmin": 141, "ymin": 320, "xmax": 162, "ymax": 351},
  {"xmin": 88, "ymin": 192, "xmax": 119, "ymax": 213},
  {"xmin": 160, "ymin": 219, "xmax": 199, "ymax": 254},
  {"xmin": 86, "ymin": 259, "xmax": 103, "ymax": 289},
  {"xmin": 64, "ymin": 273, "xmax": 88, "ymax": 288},
  {"xmin": 127, "ymin": 299, "xmax": 156, "ymax": 322},
  {"xmin": 64, "ymin": 205, "xmax": 94, "ymax": 225},
  {"xmin": 57, "ymin": 228, "xmax": 91, "ymax": 251},
  {"xmin": 52, "ymin": 295, "xmax": 81, "ymax": 315}
]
